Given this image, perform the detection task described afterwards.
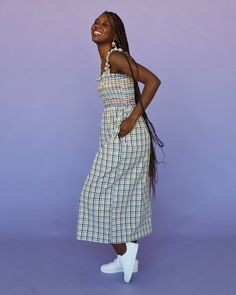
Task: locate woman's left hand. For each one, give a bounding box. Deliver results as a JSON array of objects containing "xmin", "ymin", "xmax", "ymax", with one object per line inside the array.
[{"xmin": 118, "ymin": 116, "xmax": 137, "ymax": 139}]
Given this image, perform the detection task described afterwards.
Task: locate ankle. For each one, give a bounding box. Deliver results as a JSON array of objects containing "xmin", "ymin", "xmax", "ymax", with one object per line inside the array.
[{"xmin": 112, "ymin": 243, "xmax": 127, "ymax": 255}]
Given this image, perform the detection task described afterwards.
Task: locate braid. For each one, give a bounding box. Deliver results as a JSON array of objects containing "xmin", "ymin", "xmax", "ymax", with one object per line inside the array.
[{"xmin": 102, "ymin": 11, "xmax": 166, "ymax": 201}]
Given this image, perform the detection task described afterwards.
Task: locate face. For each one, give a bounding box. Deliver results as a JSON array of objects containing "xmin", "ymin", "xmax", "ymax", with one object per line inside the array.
[{"xmin": 91, "ymin": 14, "xmax": 116, "ymax": 44}]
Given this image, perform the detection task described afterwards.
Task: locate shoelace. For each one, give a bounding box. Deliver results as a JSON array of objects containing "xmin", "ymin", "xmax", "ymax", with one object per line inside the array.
[
  {"xmin": 114, "ymin": 258, "xmax": 121, "ymax": 265},
  {"xmin": 104, "ymin": 257, "xmax": 120, "ymax": 266}
]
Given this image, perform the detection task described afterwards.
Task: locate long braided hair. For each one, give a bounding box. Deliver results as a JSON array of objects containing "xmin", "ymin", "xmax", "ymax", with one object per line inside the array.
[{"xmin": 102, "ymin": 11, "xmax": 166, "ymax": 201}]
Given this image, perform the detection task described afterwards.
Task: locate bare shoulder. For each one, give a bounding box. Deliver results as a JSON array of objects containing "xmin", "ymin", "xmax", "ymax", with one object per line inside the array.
[
  {"xmin": 109, "ymin": 50, "xmax": 161, "ymax": 85},
  {"xmin": 108, "ymin": 50, "xmax": 131, "ymax": 68},
  {"xmin": 108, "ymin": 50, "xmax": 129, "ymax": 74}
]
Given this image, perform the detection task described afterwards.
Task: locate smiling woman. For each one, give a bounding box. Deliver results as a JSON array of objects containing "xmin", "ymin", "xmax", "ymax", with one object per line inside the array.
[{"xmin": 76, "ymin": 11, "xmax": 165, "ymax": 283}]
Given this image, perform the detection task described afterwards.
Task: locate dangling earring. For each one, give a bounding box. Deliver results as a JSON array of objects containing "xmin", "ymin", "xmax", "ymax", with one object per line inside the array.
[{"xmin": 112, "ymin": 40, "xmax": 117, "ymax": 49}]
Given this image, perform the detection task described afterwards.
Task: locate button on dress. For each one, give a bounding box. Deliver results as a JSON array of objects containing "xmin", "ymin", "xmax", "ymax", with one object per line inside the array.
[{"xmin": 76, "ymin": 47, "xmax": 152, "ymax": 243}]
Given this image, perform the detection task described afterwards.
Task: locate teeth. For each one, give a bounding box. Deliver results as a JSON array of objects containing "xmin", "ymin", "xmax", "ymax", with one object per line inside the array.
[{"xmin": 94, "ymin": 31, "xmax": 102, "ymax": 35}]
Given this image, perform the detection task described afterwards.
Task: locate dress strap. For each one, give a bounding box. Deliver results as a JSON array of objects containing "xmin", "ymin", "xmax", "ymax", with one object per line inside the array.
[{"xmin": 103, "ymin": 47, "xmax": 128, "ymax": 74}]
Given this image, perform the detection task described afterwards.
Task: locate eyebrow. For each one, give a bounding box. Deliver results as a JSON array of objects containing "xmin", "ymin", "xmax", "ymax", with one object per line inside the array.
[{"xmin": 94, "ymin": 18, "xmax": 110, "ymax": 23}]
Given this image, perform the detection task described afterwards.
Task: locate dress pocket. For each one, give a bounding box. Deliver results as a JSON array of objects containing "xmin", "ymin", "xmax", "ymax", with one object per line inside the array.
[
  {"xmin": 118, "ymin": 129, "xmax": 130, "ymax": 144},
  {"xmin": 101, "ymin": 107, "xmax": 135, "ymax": 147}
]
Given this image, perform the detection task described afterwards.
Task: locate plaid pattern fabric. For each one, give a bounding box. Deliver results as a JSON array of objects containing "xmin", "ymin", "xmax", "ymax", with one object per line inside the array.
[{"xmin": 76, "ymin": 48, "xmax": 152, "ymax": 243}]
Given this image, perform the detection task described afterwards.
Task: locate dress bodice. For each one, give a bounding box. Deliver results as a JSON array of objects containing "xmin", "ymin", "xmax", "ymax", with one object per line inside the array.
[{"xmin": 96, "ymin": 47, "xmax": 136, "ymax": 108}]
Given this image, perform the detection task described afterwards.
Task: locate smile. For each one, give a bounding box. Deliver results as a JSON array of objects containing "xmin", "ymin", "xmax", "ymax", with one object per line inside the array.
[{"xmin": 94, "ymin": 30, "xmax": 102, "ymax": 36}]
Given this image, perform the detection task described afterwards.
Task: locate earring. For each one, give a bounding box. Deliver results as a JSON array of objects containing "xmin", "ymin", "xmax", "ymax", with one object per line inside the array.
[{"xmin": 112, "ymin": 40, "xmax": 117, "ymax": 49}]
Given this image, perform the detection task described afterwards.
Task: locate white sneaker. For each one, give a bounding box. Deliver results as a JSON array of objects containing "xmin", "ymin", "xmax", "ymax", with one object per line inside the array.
[
  {"xmin": 100, "ymin": 257, "xmax": 139, "ymax": 273},
  {"xmin": 117, "ymin": 242, "xmax": 139, "ymax": 283}
]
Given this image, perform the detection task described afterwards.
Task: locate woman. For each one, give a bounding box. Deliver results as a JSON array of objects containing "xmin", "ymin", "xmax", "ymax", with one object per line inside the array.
[{"xmin": 76, "ymin": 11, "xmax": 165, "ymax": 283}]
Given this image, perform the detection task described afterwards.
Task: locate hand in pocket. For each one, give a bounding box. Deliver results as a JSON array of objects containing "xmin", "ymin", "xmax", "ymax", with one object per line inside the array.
[{"xmin": 118, "ymin": 116, "xmax": 137, "ymax": 139}]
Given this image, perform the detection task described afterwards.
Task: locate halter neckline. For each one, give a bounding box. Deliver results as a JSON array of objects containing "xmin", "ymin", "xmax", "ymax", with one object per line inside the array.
[{"xmin": 99, "ymin": 47, "xmax": 128, "ymax": 77}]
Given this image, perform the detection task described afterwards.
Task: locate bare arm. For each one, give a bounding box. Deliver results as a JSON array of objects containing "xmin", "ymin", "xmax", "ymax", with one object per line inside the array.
[{"xmin": 109, "ymin": 51, "xmax": 161, "ymax": 122}]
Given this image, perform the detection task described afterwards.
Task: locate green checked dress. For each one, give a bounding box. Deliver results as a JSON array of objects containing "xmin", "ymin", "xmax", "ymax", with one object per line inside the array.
[{"xmin": 76, "ymin": 47, "xmax": 152, "ymax": 244}]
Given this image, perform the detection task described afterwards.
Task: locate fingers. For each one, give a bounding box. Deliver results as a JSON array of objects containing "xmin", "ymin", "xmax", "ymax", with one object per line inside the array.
[{"xmin": 118, "ymin": 132, "xmax": 128, "ymax": 139}]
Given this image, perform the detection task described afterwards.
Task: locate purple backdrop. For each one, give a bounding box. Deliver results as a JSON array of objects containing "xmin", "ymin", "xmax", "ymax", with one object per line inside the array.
[
  {"xmin": 1, "ymin": 0, "xmax": 235, "ymax": 239},
  {"xmin": 0, "ymin": 1, "xmax": 235, "ymax": 294}
]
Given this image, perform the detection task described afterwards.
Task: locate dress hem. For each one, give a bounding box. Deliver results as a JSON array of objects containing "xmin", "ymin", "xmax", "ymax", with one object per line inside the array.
[{"xmin": 75, "ymin": 230, "xmax": 152, "ymax": 244}]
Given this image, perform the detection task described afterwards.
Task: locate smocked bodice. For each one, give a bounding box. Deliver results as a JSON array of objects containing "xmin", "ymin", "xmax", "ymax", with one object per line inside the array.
[{"xmin": 96, "ymin": 47, "xmax": 136, "ymax": 108}]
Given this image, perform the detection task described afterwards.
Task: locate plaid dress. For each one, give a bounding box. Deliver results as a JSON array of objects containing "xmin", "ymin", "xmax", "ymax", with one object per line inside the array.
[{"xmin": 76, "ymin": 47, "xmax": 152, "ymax": 243}]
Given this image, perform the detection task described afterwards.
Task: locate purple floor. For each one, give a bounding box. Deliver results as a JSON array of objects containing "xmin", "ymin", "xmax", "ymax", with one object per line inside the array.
[{"xmin": 1, "ymin": 234, "xmax": 235, "ymax": 295}]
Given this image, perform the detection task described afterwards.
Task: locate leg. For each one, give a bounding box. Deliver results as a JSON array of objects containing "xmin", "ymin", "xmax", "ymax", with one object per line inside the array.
[{"xmin": 111, "ymin": 240, "xmax": 138, "ymax": 255}]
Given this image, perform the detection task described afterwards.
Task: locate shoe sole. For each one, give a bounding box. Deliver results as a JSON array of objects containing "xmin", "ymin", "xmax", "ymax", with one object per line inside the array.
[{"xmin": 100, "ymin": 261, "xmax": 139, "ymax": 274}]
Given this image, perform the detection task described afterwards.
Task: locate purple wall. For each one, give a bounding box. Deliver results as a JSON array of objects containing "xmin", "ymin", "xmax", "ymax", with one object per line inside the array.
[{"xmin": 0, "ymin": 0, "xmax": 235, "ymax": 239}]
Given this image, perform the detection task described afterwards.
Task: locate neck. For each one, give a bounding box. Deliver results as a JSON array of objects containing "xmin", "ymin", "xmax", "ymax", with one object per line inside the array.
[{"xmin": 97, "ymin": 44, "xmax": 113, "ymax": 63}]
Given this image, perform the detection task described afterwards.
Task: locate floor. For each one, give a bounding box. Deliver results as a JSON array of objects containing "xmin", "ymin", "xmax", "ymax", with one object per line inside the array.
[{"xmin": 1, "ymin": 234, "xmax": 235, "ymax": 295}]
